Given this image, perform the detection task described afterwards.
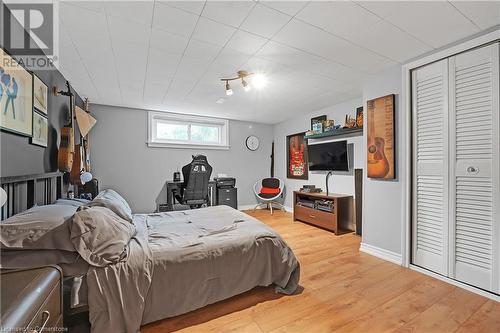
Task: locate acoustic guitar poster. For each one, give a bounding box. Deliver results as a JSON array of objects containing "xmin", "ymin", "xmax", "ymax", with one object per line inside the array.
[{"xmin": 367, "ymin": 94, "xmax": 395, "ymax": 179}]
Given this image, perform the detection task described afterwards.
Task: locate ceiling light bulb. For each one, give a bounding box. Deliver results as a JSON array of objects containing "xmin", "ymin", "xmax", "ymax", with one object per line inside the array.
[
  {"xmin": 252, "ymin": 73, "xmax": 267, "ymax": 89},
  {"xmin": 225, "ymin": 81, "xmax": 233, "ymax": 96},
  {"xmin": 242, "ymin": 78, "xmax": 251, "ymax": 92}
]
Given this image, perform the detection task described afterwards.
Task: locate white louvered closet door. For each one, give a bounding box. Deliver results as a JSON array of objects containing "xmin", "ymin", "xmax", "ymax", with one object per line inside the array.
[
  {"xmin": 449, "ymin": 43, "xmax": 499, "ymax": 292},
  {"xmin": 412, "ymin": 59, "xmax": 450, "ymax": 276}
]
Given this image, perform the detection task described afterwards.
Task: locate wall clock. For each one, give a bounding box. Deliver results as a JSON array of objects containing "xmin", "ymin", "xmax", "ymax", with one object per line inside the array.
[{"xmin": 246, "ymin": 135, "xmax": 260, "ymax": 151}]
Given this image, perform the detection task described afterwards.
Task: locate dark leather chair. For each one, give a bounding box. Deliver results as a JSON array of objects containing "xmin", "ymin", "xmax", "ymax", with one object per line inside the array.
[{"xmin": 175, "ymin": 155, "xmax": 213, "ymax": 208}]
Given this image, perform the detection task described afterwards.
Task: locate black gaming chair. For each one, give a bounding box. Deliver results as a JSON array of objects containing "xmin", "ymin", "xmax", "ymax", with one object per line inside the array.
[{"xmin": 175, "ymin": 155, "xmax": 213, "ymax": 208}]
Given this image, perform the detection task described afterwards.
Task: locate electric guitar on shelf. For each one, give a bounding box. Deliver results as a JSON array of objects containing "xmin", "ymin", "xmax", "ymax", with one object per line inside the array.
[
  {"xmin": 367, "ymin": 99, "xmax": 389, "ymax": 178},
  {"xmin": 57, "ymin": 81, "xmax": 75, "ymax": 172}
]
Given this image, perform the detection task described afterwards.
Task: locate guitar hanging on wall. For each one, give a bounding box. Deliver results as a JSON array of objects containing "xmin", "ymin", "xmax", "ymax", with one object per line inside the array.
[
  {"xmin": 367, "ymin": 98, "xmax": 390, "ymax": 178},
  {"xmin": 55, "ymin": 81, "xmax": 75, "ymax": 173}
]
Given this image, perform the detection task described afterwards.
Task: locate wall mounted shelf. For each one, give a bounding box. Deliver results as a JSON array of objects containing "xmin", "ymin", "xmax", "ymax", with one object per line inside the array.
[{"xmin": 304, "ymin": 127, "xmax": 363, "ymax": 140}]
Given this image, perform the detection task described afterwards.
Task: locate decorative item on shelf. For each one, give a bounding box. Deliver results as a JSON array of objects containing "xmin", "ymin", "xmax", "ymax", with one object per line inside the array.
[
  {"xmin": 367, "ymin": 94, "xmax": 395, "ymax": 179},
  {"xmin": 286, "ymin": 132, "xmax": 308, "ymax": 180},
  {"xmin": 356, "ymin": 106, "xmax": 364, "ymax": 128},
  {"xmin": 343, "ymin": 114, "xmax": 356, "ymax": 128},
  {"xmin": 0, "ymin": 48, "xmax": 33, "ymax": 137},
  {"xmin": 30, "ymin": 111, "xmax": 48, "ymax": 147},
  {"xmin": 0, "ymin": 187, "xmax": 7, "ymax": 207},
  {"xmin": 323, "ymin": 119, "xmax": 336, "ymax": 132},
  {"xmin": 305, "ymin": 130, "xmax": 316, "ymax": 136},
  {"xmin": 311, "ymin": 115, "xmax": 326, "ymax": 133}
]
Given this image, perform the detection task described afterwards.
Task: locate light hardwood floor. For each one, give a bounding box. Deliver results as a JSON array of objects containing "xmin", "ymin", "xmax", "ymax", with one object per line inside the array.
[{"xmin": 142, "ymin": 210, "xmax": 500, "ymax": 333}]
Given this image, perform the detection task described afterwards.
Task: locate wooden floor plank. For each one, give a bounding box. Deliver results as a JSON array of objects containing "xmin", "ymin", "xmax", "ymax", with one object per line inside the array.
[
  {"xmin": 141, "ymin": 210, "xmax": 497, "ymax": 333},
  {"xmin": 392, "ymin": 287, "xmax": 488, "ymax": 333}
]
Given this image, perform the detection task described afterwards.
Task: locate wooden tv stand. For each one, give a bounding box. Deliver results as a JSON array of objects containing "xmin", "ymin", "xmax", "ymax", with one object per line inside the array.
[{"xmin": 293, "ymin": 191, "xmax": 354, "ymax": 234}]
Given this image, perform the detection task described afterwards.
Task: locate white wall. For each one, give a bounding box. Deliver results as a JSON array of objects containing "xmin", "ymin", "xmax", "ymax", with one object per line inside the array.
[
  {"xmin": 89, "ymin": 104, "xmax": 273, "ymax": 213},
  {"xmin": 273, "ymin": 98, "xmax": 364, "ymax": 211},
  {"xmin": 361, "ymin": 65, "xmax": 403, "ymax": 257},
  {"xmin": 272, "ymin": 66, "xmax": 404, "ymax": 259}
]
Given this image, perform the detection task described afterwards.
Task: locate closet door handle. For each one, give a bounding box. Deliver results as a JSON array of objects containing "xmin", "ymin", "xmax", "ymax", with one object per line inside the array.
[{"xmin": 467, "ymin": 166, "xmax": 479, "ymax": 174}]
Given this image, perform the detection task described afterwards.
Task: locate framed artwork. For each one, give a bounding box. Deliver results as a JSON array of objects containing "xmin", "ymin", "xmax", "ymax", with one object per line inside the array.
[
  {"xmin": 30, "ymin": 111, "xmax": 48, "ymax": 147},
  {"xmin": 367, "ymin": 94, "xmax": 395, "ymax": 179},
  {"xmin": 0, "ymin": 48, "xmax": 33, "ymax": 136},
  {"xmin": 311, "ymin": 115, "xmax": 326, "ymax": 133},
  {"xmin": 286, "ymin": 132, "xmax": 308, "ymax": 180},
  {"xmin": 33, "ymin": 74, "xmax": 48, "ymax": 114}
]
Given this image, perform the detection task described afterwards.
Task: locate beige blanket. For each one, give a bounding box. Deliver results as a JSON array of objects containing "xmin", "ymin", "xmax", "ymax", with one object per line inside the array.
[{"xmin": 86, "ymin": 206, "xmax": 300, "ymax": 332}]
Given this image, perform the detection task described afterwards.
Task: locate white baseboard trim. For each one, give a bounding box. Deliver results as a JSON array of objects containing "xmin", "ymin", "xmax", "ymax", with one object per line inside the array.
[
  {"xmin": 359, "ymin": 243, "xmax": 403, "ymax": 265},
  {"xmin": 238, "ymin": 205, "xmax": 293, "ymax": 213},
  {"xmin": 410, "ymin": 264, "xmax": 500, "ymax": 302}
]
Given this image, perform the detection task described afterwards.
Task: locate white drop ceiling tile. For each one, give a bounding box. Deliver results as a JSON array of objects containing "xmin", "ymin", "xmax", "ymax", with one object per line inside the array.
[
  {"xmin": 240, "ymin": 4, "xmax": 291, "ymax": 39},
  {"xmin": 296, "ymin": 1, "xmax": 381, "ymax": 39},
  {"xmin": 450, "ymin": 1, "xmax": 500, "ymax": 30},
  {"xmin": 191, "ymin": 17, "xmax": 236, "ymax": 46},
  {"xmin": 348, "ymin": 20, "xmax": 432, "ymax": 63},
  {"xmin": 184, "ymin": 38, "xmax": 222, "ymax": 62},
  {"xmin": 209, "ymin": 49, "xmax": 251, "ymax": 76},
  {"xmin": 244, "ymin": 56, "xmax": 289, "ymax": 77},
  {"xmin": 159, "ymin": 1, "xmax": 206, "ymax": 15},
  {"xmin": 102, "ymin": 1, "xmax": 154, "ymax": 25},
  {"xmin": 226, "ymin": 30, "xmax": 268, "ymax": 55},
  {"xmin": 146, "ymin": 49, "xmax": 180, "ymax": 82},
  {"xmin": 62, "ymin": 1, "xmax": 104, "ymax": 14},
  {"xmin": 274, "ymin": 19, "xmax": 395, "ymax": 73},
  {"xmin": 149, "ymin": 28, "xmax": 189, "ymax": 54},
  {"xmin": 356, "ymin": 1, "xmax": 480, "ymax": 48},
  {"xmin": 60, "ymin": 2, "xmax": 107, "ymax": 37},
  {"xmin": 260, "ymin": 1, "xmax": 308, "ymax": 16},
  {"xmin": 202, "ymin": 1, "xmax": 255, "ymax": 27},
  {"xmin": 107, "ymin": 15, "xmax": 150, "ymax": 47},
  {"xmin": 256, "ymin": 41, "xmax": 366, "ymax": 83},
  {"xmin": 153, "ymin": 2, "xmax": 199, "ymax": 37}
]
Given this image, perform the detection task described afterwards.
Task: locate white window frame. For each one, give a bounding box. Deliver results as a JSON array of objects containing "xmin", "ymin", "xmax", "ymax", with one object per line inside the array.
[{"xmin": 147, "ymin": 111, "xmax": 230, "ymax": 150}]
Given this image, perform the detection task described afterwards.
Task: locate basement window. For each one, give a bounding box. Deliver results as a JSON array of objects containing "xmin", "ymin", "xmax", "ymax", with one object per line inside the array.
[{"xmin": 147, "ymin": 111, "xmax": 229, "ymax": 149}]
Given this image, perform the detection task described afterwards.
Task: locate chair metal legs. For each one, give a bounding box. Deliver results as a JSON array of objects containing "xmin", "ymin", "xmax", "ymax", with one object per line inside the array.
[{"xmin": 254, "ymin": 201, "xmax": 285, "ymax": 215}]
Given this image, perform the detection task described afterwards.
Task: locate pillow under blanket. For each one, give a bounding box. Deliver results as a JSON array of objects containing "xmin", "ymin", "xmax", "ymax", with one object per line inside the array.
[
  {"xmin": 86, "ymin": 189, "xmax": 133, "ymax": 223},
  {"xmin": 0, "ymin": 204, "xmax": 77, "ymax": 251},
  {"xmin": 71, "ymin": 206, "xmax": 136, "ymax": 267}
]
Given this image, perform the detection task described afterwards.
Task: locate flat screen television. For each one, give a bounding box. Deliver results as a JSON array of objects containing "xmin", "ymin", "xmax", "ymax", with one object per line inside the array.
[{"xmin": 308, "ymin": 140, "xmax": 349, "ymax": 171}]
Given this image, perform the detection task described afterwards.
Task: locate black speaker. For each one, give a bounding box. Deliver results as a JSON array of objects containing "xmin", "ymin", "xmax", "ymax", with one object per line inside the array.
[
  {"xmin": 354, "ymin": 169, "xmax": 362, "ymax": 236},
  {"xmin": 82, "ymin": 178, "xmax": 99, "ymax": 199}
]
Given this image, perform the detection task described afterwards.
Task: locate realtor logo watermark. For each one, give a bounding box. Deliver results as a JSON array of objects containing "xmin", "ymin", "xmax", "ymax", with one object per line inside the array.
[{"xmin": 1, "ymin": 0, "xmax": 59, "ymax": 70}]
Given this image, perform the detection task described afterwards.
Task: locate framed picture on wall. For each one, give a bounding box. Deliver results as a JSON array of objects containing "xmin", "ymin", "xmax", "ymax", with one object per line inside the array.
[
  {"xmin": 367, "ymin": 94, "xmax": 395, "ymax": 179},
  {"xmin": 0, "ymin": 48, "xmax": 33, "ymax": 137},
  {"xmin": 30, "ymin": 111, "xmax": 48, "ymax": 147},
  {"xmin": 33, "ymin": 74, "xmax": 48, "ymax": 115},
  {"xmin": 286, "ymin": 132, "xmax": 308, "ymax": 180}
]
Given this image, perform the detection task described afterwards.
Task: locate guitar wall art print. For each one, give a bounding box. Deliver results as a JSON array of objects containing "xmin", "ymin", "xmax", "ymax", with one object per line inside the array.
[{"xmin": 367, "ymin": 94, "xmax": 395, "ymax": 179}]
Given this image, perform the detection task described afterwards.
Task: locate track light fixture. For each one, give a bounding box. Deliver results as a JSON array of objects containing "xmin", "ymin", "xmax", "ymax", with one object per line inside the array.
[
  {"xmin": 221, "ymin": 70, "xmax": 264, "ymax": 96},
  {"xmin": 242, "ymin": 78, "xmax": 251, "ymax": 92},
  {"xmin": 225, "ymin": 81, "xmax": 233, "ymax": 96}
]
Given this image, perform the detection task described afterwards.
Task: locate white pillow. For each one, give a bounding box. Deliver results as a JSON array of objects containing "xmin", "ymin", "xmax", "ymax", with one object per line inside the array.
[
  {"xmin": 0, "ymin": 205, "xmax": 77, "ymax": 251},
  {"xmin": 87, "ymin": 189, "xmax": 133, "ymax": 223},
  {"xmin": 71, "ymin": 206, "xmax": 136, "ymax": 267}
]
